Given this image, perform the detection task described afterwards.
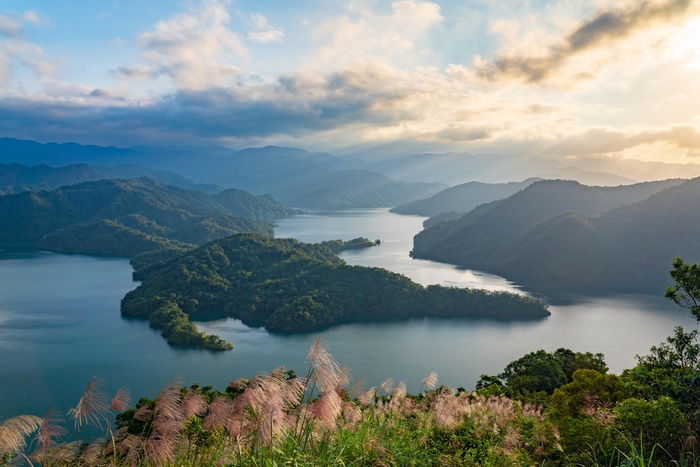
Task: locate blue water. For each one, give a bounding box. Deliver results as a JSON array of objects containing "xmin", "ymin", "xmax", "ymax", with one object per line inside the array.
[{"xmin": 0, "ymin": 209, "xmax": 696, "ymax": 422}]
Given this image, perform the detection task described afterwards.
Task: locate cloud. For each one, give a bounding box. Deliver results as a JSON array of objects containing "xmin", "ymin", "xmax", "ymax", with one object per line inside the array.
[
  {"xmin": 85, "ymin": 1, "xmax": 450, "ymax": 146},
  {"xmin": 112, "ymin": 66, "xmax": 154, "ymax": 80},
  {"xmin": 248, "ymin": 30, "xmax": 284, "ymax": 43},
  {"xmin": 475, "ymin": 0, "xmax": 697, "ymax": 84},
  {"xmin": 131, "ymin": 0, "xmax": 247, "ymax": 90},
  {"xmin": 0, "ymin": 11, "xmax": 54, "ymax": 87},
  {"xmin": 0, "ymin": 57, "xmax": 455, "ymax": 147},
  {"xmin": 2, "ymin": 0, "xmax": 699, "ymax": 163},
  {"xmin": 524, "ymin": 104, "xmax": 559, "ymax": 115},
  {"xmin": 544, "ymin": 125, "xmax": 700, "ymax": 156},
  {"xmin": 247, "ymin": 13, "xmax": 284, "ymax": 43},
  {"xmin": 433, "ymin": 125, "xmax": 491, "ymax": 142},
  {"xmin": 0, "ymin": 14, "xmax": 23, "ymax": 38},
  {"xmin": 310, "ymin": 0, "xmax": 443, "ymax": 71}
]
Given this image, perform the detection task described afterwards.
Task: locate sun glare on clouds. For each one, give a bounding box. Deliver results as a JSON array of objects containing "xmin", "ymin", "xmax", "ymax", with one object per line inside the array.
[
  {"xmin": 667, "ymin": 15, "xmax": 700, "ymax": 69},
  {"xmin": 1, "ymin": 0, "xmax": 700, "ymax": 163}
]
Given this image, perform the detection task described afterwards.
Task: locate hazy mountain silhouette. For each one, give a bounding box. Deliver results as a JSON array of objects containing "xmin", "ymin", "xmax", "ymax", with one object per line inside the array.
[
  {"xmin": 391, "ymin": 178, "xmax": 542, "ymax": 217},
  {"xmin": 0, "ymin": 138, "xmax": 443, "ymax": 209},
  {"xmin": 365, "ymin": 152, "xmax": 637, "ymax": 186}
]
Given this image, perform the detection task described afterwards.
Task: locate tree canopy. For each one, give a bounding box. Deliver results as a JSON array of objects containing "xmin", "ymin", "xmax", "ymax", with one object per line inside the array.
[
  {"xmin": 666, "ymin": 256, "xmax": 700, "ymax": 319},
  {"xmin": 122, "ymin": 233, "xmax": 549, "ymax": 349}
]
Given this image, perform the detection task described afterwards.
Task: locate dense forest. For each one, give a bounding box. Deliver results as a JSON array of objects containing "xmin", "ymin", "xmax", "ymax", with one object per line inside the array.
[
  {"xmin": 412, "ymin": 178, "xmax": 699, "ymax": 292},
  {"xmin": 0, "ymin": 161, "xmax": 221, "ymax": 195},
  {"xmin": 0, "ymin": 177, "xmax": 289, "ymax": 256},
  {"xmin": 121, "ymin": 234, "xmax": 549, "ymax": 348}
]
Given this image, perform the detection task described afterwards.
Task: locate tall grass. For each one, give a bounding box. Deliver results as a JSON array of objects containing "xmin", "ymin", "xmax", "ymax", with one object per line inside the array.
[{"xmin": 2, "ymin": 338, "xmax": 563, "ymax": 466}]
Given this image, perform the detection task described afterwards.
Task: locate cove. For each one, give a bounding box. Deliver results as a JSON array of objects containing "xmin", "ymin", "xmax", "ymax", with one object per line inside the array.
[{"xmin": 0, "ymin": 209, "xmax": 697, "ymax": 422}]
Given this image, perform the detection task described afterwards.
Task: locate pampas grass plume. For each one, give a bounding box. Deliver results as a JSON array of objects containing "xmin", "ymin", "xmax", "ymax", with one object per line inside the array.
[
  {"xmin": 0, "ymin": 415, "xmax": 42, "ymax": 456},
  {"xmin": 110, "ymin": 387, "xmax": 131, "ymax": 412},
  {"xmin": 422, "ymin": 371, "xmax": 438, "ymax": 391},
  {"xmin": 68, "ymin": 378, "xmax": 109, "ymax": 429},
  {"xmin": 34, "ymin": 408, "xmax": 67, "ymax": 450},
  {"xmin": 380, "ymin": 378, "xmax": 394, "ymax": 394}
]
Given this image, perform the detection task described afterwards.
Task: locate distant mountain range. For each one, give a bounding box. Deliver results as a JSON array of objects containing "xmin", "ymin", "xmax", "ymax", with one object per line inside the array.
[
  {"xmin": 364, "ymin": 151, "xmax": 700, "ymax": 186},
  {"xmin": 0, "ymin": 138, "xmax": 444, "ymax": 209},
  {"xmin": 411, "ymin": 178, "xmax": 693, "ymax": 293},
  {"xmin": 5, "ymin": 137, "xmax": 700, "ymax": 210},
  {"xmin": 0, "ymin": 177, "xmax": 289, "ymax": 257},
  {"xmin": 365, "ymin": 152, "xmax": 637, "ymax": 186}
]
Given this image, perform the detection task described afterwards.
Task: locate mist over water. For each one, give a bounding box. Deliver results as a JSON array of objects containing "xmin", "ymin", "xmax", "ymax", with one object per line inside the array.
[{"xmin": 0, "ymin": 209, "xmax": 697, "ymax": 421}]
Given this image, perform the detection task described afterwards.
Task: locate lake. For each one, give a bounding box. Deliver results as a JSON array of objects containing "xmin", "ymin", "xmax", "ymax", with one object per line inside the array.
[{"xmin": 0, "ymin": 209, "xmax": 697, "ymax": 421}]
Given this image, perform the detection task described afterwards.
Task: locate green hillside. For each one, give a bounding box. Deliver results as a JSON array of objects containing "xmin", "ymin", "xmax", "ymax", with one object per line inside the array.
[
  {"xmin": 0, "ymin": 178, "xmax": 274, "ymax": 257},
  {"xmin": 0, "ymin": 161, "xmax": 221, "ymax": 195},
  {"xmin": 413, "ymin": 178, "xmax": 700, "ymax": 292},
  {"xmin": 213, "ymin": 187, "xmax": 304, "ymax": 219}
]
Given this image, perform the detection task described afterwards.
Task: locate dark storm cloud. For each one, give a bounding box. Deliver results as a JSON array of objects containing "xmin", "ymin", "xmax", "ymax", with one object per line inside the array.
[{"xmin": 477, "ymin": 0, "xmax": 693, "ymax": 84}]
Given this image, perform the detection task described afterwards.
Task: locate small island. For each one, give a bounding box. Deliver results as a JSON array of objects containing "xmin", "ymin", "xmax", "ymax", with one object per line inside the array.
[
  {"xmin": 318, "ymin": 237, "xmax": 381, "ymax": 253},
  {"xmin": 122, "ymin": 233, "xmax": 549, "ymax": 350}
]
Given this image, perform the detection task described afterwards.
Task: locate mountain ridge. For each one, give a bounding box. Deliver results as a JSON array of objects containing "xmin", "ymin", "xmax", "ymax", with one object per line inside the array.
[{"xmin": 411, "ymin": 178, "xmax": 692, "ymax": 292}]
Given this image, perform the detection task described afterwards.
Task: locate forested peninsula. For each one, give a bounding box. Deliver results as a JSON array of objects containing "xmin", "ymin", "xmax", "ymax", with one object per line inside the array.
[{"xmin": 122, "ymin": 234, "xmax": 549, "ymax": 348}]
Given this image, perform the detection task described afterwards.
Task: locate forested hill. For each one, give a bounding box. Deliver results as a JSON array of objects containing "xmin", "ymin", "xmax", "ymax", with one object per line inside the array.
[
  {"xmin": 212, "ymin": 188, "xmax": 304, "ymax": 220},
  {"xmin": 0, "ymin": 178, "xmax": 277, "ymax": 257},
  {"xmin": 412, "ymin": 178, "xmax": 700, "ymax": 292},
  {"xmin": 121, "ymin": 234, "xmax": 549, "ymax": 345},
  {"xmin": 390, "ymin": 178, "xmax": 541, "ymax": 217},
  {"xmin": 0, "ymin": 162, "xmax": 221, "ymax": 195}
]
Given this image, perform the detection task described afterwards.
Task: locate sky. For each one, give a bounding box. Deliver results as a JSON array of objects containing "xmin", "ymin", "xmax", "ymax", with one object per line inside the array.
[{"xmin": 1, "ymin": 0, "xmax": 700, "ymax": 162}]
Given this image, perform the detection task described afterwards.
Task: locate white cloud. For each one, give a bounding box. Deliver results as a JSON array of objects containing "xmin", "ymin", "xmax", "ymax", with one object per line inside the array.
[
  {"xmin": 4, "ymin": 0, "xmax": 700, "ymax": 165},
  {"xmin": 0, "ymin": 11, "xmax": 54, "ymax": 88},
  {"xmin": 309, "ymin": 0, "xmax": 443, "ymax": 71},
  {"xmin": 134, "ymin": 0, "xmax": 247, "ymax": 90},
  {"xmin": 247, "ymin": 13, "xmax": 284, "ymax": 43},
  {"xmin": 471, "ymin": 0, "xmax": 700, "ymax": 86},
  {"xmin": 0, "ymin": 14, "xmax": 23, "ymax": 38}
]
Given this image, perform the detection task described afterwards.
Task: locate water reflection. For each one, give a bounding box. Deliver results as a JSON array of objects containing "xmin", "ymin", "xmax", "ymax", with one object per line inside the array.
[{"xmin": 276, "ymin": 209, "xmax": 524, "ymax": 294}]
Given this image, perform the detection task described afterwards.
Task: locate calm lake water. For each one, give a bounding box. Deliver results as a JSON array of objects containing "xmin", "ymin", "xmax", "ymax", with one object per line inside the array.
[{"xmin": 1, "ymin": 209, "xmax": 697, "ymax": 421}]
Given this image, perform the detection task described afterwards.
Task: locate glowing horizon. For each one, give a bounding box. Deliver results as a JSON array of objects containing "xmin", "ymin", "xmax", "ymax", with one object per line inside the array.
[{"xmin": 1, "ymin": 0, "xmax": 699, "ymax": 164}]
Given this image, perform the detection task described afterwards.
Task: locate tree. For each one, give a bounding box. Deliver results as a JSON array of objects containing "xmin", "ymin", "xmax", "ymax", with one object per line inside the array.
[
  {"xmin": 478, "ymin": 348, "xmax": 610, "ymax": 401},
  {"xmin": 666, "ymin": 256, "xmax": 700, "ymax": 319},
  {"xmin": 614, "ymin": 397, "xmax": 687, "ymax": 462},
  {"xmin": 636, "ymin": 326, "xmax": 700, "ymax": 370},
  {"xmin": 622, "ymin": 327, "xmax": 700, "ymax": 435},
  {"xmin": 553, "ymin": 348, "xmax": 608, "ymax": 380},
  {"xmin": 550, "ymin": 369, "xmax": 626, "ymax": 419}
]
